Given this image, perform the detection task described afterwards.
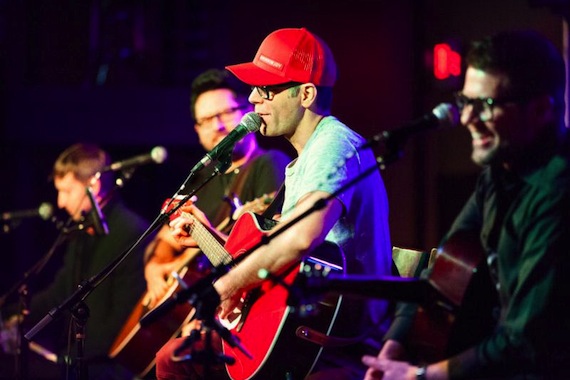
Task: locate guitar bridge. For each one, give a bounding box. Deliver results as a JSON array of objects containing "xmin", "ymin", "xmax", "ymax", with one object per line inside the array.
[{"xmin": 236, "ymin": 288, "xmax": 261, "ymax": 332}]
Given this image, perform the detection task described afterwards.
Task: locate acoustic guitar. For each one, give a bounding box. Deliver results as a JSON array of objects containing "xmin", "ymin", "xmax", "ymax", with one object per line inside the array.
[
  {"xmin": 142, "ymin": 210, "xmax": 344, "ymax": 380},
  {"xmin": 108, "ymin": 193, "xmax": 275, "ymax": 377},
  {"xmin": 303, "ymin": 230, "xmax": 498, "ymax": 364},
  {"xmin": 407, "ymin": 230, "xmax": 498, "ymax": 363},
  {"xmin": 218, "ymin": 212, "xmax": 345, "ymax": 380},
  {"xmin": 112, "ymin": 203, "xmax": 345, "ymax": 379}
]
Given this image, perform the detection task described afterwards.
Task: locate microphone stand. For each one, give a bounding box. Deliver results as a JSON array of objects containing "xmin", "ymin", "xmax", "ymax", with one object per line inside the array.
[
  {"xmin": 168, "ymin": 270, "xmax": 238, "ymax": 377},
  {"xmin": 23, "ymin": 153, "xmax": 235, "ymax": 379},
  {"xmin": 0, "ymin": 226, "xmax": 71, "ymax": 380},
  {"xmin": 139, "ymin": 266, "xmax": 252, "ymax": 363},
  {"xmin": 70, "ymin": 301, "xmax": 89, "ymax": 380},
  {"xmin": 0, "ymin": 199, "xmax": 117, "ymax": 380}
]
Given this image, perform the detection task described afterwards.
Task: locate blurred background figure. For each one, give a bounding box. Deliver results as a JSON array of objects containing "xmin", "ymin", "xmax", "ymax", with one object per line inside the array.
[{"xmin": 1, "ymin": 143, "xmax": 150, "ymax": 380}]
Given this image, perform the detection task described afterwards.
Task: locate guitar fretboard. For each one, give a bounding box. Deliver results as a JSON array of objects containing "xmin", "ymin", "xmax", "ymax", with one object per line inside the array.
[{"xmin": 182, "ymin": 212, "xmax": 233, "ymax": 266}]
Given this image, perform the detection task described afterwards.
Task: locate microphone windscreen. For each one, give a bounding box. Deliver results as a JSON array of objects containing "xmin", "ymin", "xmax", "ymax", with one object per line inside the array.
[
  {"xmin": 150, "ymin": 146, "xmax": 168, "ymax": 164},
  {"xmin": 240, "ymin": 112, "xmax": 262, "ymax": 133},
  {"xmin": 38, "ymin": 203, "xmax": 54, "ymax": 220},
  {"xmin": 432, "ymin": 103, "xmax": 459, "ymax": 128}
]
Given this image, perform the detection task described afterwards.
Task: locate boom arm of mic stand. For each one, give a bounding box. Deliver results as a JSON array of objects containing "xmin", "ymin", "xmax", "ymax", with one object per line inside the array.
[
  {"xmin": 170, "ymin": 147, "xmax": 232, "ymax": 200},
  {"xmin": 25, "ymin": 278, "xmax": 94, "ymax": 340}
]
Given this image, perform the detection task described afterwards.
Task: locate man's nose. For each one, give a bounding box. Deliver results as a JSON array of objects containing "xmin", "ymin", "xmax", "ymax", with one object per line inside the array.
[
  {"xmin": 460, "ymin": 104, "xmax": 482, "ymax": 125},
  {"xmin": 213, "ymin": 118, "xmax": 228, "ymax": 132}
]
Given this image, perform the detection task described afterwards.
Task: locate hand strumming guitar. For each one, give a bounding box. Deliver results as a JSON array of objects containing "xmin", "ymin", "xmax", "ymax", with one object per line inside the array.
[{"xmin": 362, "ymin": 339, "xmax": 451, "ymax": 380}]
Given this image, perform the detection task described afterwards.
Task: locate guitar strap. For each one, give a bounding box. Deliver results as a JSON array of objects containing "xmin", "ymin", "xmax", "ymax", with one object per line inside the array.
[{"xmin": 261, "ymin": 182, "xmax": 285, "ymax": 219}]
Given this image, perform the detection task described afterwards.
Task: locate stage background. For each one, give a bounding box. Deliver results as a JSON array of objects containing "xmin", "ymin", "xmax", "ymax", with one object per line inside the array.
[{"xmin": 0, "ymin": 0, "xmax": 566, "ymax": 305}]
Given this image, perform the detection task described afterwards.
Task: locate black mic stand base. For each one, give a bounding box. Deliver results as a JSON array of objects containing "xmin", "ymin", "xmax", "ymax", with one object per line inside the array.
[
  {"xmin": 70, "ymin": 301, "xmax": 90, "ymax": 380},
  {"xmin": 161, "ymin": 274, "xmax": 250, "ymax": 379}
]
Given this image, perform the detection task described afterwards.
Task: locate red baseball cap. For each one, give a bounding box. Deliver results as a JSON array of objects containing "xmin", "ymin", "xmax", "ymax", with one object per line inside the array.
[{"xmin": 226, "ymin": 28, "xmax": 337, "ymax": 87}]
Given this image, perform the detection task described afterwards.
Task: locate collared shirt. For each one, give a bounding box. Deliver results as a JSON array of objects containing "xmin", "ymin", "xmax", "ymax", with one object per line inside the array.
[{"xmin": 386, "ymin": 136, "xmax": 570, "ymax": 378}]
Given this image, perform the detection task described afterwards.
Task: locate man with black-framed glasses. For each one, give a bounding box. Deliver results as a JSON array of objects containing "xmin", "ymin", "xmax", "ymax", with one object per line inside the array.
[
  {"xmin": 453, "ymin": 92, "xmax": 531, "ymax": 124},
  {"xmin": 364, "ymin": 30, "xmax": 570, "ymax": 379}
]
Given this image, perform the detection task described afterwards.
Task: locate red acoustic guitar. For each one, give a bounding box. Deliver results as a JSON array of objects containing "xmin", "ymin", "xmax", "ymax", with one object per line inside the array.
[
  {"xmin": 109, "ymin": 194, "xmax": 276, "ymax": 377},
  {"xmin": 109, "ymin": 197, "xmax": 345, "ymax": 379},
  {"xmin": 219, "ymin": 212, "xmax": 345, "ymax": 380}
]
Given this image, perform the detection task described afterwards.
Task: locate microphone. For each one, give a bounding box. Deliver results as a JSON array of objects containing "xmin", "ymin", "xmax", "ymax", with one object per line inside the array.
[
  {"xmin": 1, "ymin": 202, "xmax": 54, "ymax": 222},
  {"xmin": 302, "ymin": 274, "xmax": 436, "ymax": 305},
  {"xmin": 85, "ymin": 187, "xmax": 109, "ymax": 235},
  {"xmin": 375, "ymin": 103, "xmax": 459, "ymax": 144},
  {"xmin": 102, "ymin": 146, "xmax": 168, "ymax": 172},
  {"xmin": 191, "ymin": 112, "xmax": 262, "ymax": 173}
]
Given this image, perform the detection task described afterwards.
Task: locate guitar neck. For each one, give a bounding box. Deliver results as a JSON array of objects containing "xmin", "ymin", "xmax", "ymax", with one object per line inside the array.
[{"xmin": 182, "ymin": 212, "xmax": 233, "ymax": 267}]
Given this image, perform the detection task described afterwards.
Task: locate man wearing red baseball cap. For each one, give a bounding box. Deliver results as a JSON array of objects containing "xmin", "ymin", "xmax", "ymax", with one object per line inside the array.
[{"xmin": 160, "ymin": 27, "xmax": 393, "ymax": 379}]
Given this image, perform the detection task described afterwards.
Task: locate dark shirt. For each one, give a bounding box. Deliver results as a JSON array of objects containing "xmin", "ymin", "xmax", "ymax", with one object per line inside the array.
[
  {"xmin": 185, "ymin": 149, "xmax": 290, "ymax": 224},
  {"xmin": 386, "ymin": 143, "xmax": 570, "ymax": 378},
  {"xmin": 26, "ymin": 198, "xmax": 150, "ymax": 376}
]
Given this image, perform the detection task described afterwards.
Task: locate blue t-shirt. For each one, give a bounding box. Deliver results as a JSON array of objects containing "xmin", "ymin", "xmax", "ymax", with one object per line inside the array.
[{"xmin": 283, "ymin": 116, "xmax": 392, "ymax": 330}]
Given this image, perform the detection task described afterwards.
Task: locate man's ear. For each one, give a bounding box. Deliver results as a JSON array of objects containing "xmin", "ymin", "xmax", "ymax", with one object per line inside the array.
[
  {"xmin": 300, "ymin": 83, "xmax": 317, "ymax": 108},
  {"xmin": 88, "ymin": 176, "xmax": 102, "ymax": 197}
]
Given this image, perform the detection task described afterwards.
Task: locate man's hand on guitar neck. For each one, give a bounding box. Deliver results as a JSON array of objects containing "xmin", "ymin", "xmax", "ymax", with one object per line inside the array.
[
  {"xmin": 144, "ymin": 201, "xmax": 225, "ymax": 309},
  {"xmin": 170, "ymin": 204, "xmax": 229, "ymax": 247}
]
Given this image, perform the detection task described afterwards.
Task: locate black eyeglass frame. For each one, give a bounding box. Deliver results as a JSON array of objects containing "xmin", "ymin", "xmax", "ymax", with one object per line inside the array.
[
  {"xmin": 454, "ymin": 92, "xmax": 529, "ymax": 122},
  {"xmin": 251, "ymin": 82, "xmax": 303, "ymax": 100},
  {"xmin": 195, "ymin": 104, "xmax": 249, "ymax": 127}
]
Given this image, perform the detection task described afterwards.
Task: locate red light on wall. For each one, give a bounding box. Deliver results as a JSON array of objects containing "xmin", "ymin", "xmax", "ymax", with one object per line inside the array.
[{"xmin": 433, "ymin": 43, "xmax": 461, "ymax": 80}]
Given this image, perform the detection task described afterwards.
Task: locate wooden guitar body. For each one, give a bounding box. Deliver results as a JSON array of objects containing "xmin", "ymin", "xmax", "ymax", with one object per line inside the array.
[
  {"xmin": 109, "ymin": 251, "xmax": 207, "ymax": 376},
  {"xmin": 221, "ymin": 213, "xmax": 345, "ymax": 380},
  {"xmin": 408, "ymin": 230, "xmax": 498, "ymax": 363}
]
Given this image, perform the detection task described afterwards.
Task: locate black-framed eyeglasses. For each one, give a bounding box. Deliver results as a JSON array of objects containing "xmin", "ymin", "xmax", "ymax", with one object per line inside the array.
[
  {"xmin": 195, "ymin": 105, "xmax": 248, "ymax": 127},
  {"xmin": 454, "ymin": 92, "xmax": 526, "ymax": 122},
  {"xmin": 251, "ymin": 82, "xmax": 302, "ymax": 100}
]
